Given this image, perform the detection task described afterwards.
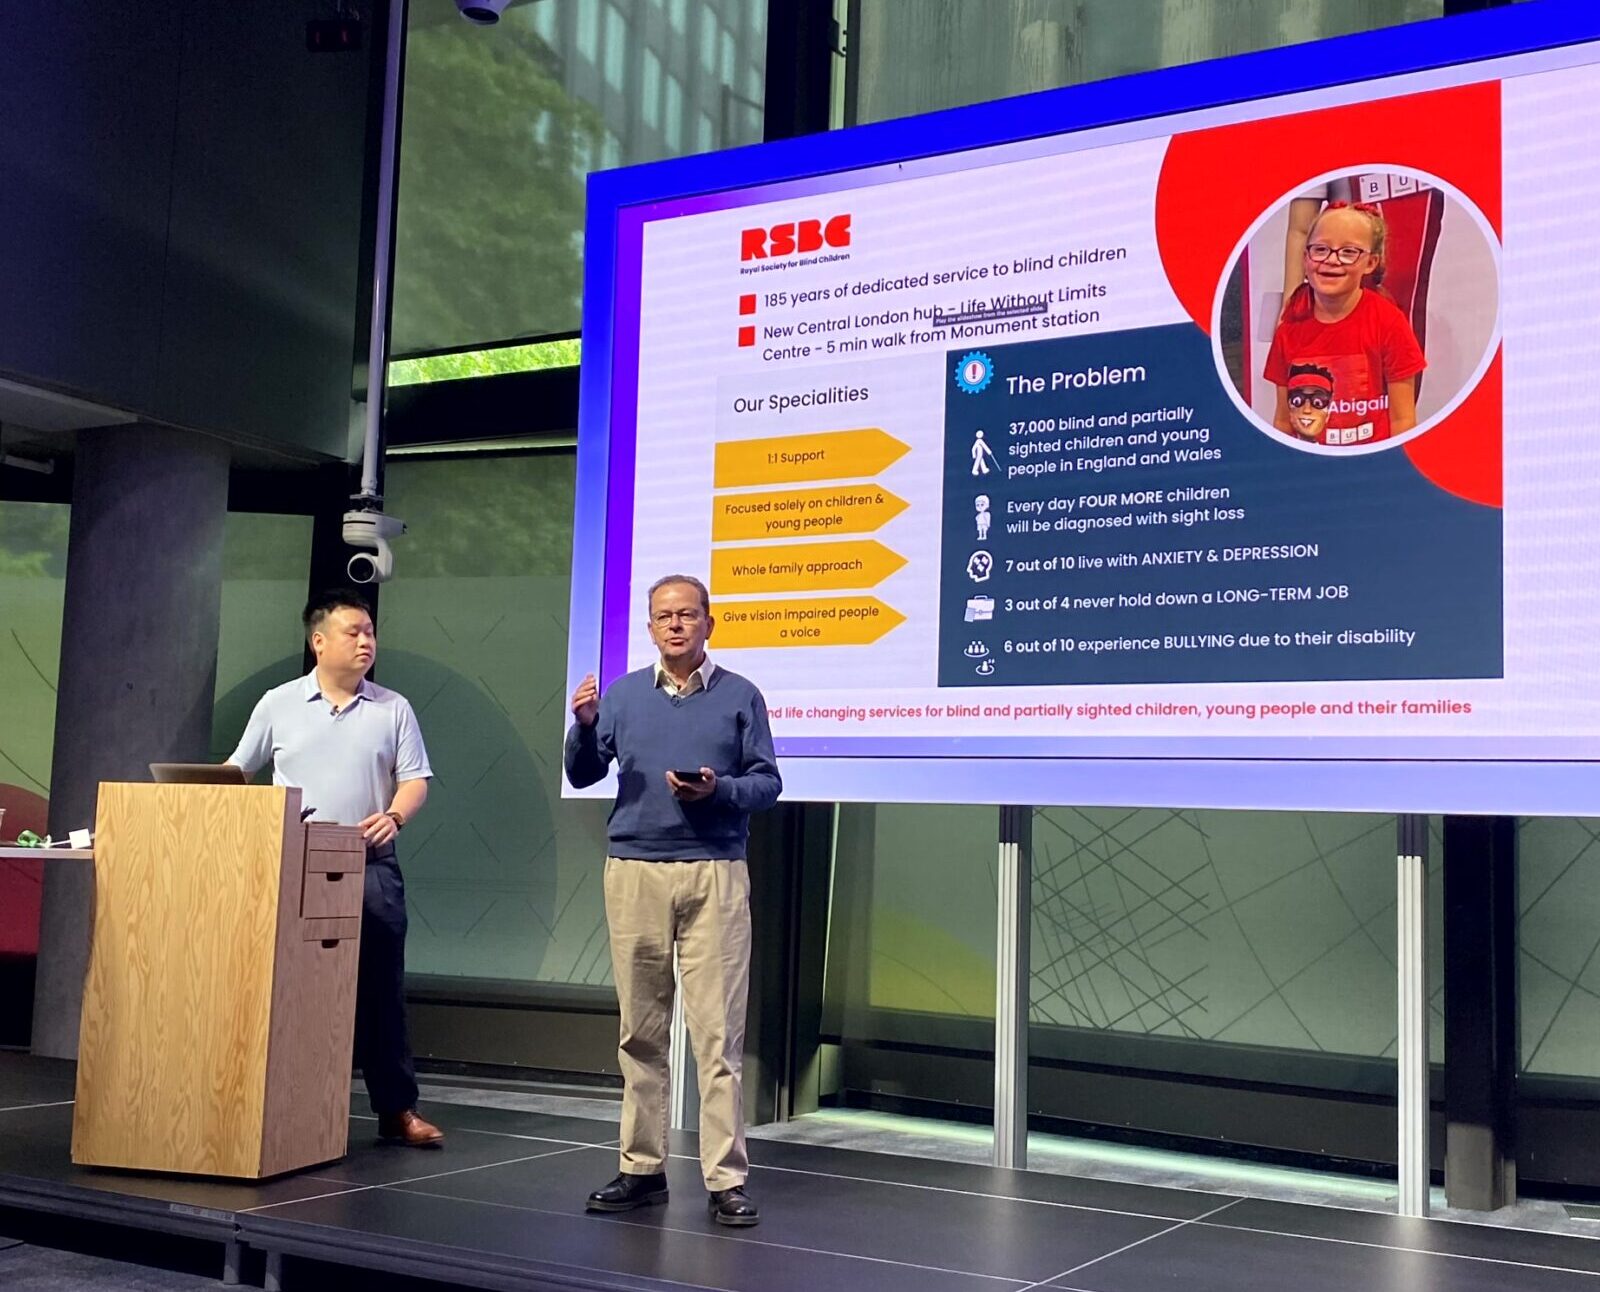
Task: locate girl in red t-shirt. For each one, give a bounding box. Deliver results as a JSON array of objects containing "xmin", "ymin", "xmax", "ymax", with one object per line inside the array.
[{"xmin": 1265, "ymin": 202, "xmax": 1426, "ymax": 446}]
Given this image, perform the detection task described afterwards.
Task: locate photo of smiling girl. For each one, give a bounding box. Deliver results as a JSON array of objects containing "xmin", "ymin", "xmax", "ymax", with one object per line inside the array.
[{"xmin": 1264, "ymin": 201, "xmax": 1426, "ymax": 446}]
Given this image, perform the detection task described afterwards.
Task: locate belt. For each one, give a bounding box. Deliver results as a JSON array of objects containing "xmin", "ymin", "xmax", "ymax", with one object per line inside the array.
[{"xmin": 367, "ymin": 841, "xmax": 398, "ymax": 862}]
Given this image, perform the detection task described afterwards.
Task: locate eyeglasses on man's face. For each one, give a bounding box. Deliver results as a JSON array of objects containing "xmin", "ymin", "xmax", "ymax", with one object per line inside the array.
[
  {"xmin": 651, "ymin": 609, "xmax": 704, "ymax": 626},
  {"xmin": 1305, "ymin": 242, "xmax": 1372, "ymax": 266}
]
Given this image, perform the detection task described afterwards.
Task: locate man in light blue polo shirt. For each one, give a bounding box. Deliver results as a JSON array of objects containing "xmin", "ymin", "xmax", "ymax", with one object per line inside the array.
[{"xmin": 229, "ymin": 588, "xmax": 441, "ymax": 1148}]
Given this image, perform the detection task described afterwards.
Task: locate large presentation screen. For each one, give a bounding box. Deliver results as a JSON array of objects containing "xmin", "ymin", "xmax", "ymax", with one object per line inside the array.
[{"xmin": 569, "ymin": 2, "xmax": 1600, "ymax": 814}]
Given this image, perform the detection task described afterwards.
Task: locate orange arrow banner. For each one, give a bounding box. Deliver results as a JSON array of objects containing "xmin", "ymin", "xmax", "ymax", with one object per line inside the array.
[
  {"xmin": 712, "ymin": 484, "xmax": 909, "ymax": 542},
  {"xmin": 712, "ymin": 540, "xmax": 906, "ymax": 595},
  {"xmin": 714, "ymin": 428, "xmax": 909, "ymax": 488},
  {"xmin": 714, "ymin": 597, "xmax": 906, "ymax": 648}
]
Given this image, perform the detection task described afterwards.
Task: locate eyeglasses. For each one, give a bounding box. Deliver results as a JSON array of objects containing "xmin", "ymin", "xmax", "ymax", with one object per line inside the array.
[
  {"xmin": 1288, "ymin": 390, "xmax": 1331, "ymax": 411},
  {"xmin": 652, "ymin": 609, "xmax": 704, "ymax": 626},
  {"xmin": 1305, "ymin": 243, "xmax": 1372, "ymax": 266}
]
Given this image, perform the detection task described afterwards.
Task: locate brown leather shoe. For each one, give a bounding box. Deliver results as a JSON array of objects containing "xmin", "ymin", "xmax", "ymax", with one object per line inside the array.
[{"xmin": 377, "ymin": 1109, "xmax": 444, "ymax": 1147}]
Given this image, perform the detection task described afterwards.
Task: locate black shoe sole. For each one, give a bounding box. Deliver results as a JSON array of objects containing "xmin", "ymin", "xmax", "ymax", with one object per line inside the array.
[
  {"xmin": 712, "ymin": 1210, "xmax": 760, "ymax": 1227},
  {"xmin": 587, "ymin": 1191, "xmax": 669, "ymax": 1213}
]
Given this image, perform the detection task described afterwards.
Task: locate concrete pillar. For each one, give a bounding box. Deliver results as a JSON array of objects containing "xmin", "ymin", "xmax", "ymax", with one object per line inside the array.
[{"xmin": 31, "ymin": 425, "xmax": 228, "ymax": 1058}]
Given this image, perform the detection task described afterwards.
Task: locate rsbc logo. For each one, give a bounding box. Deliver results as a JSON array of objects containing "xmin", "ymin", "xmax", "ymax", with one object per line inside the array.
[{"xmin": 740, "ymin": 214, "xmax": 852, "ymax": 261}]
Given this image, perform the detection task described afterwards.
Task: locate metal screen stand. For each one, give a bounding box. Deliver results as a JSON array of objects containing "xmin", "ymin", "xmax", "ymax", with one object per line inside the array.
[
  {"xmin": 1397, "ymin": 813, "xmax": 1431, "ymax": 1217},
  {"xmin": 994, "ymin": 805, "xmax": 1032, "ymax": 1169}
]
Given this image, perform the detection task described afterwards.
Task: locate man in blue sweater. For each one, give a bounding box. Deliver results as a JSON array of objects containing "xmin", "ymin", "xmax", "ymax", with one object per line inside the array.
[{"xmin": 565, "ymin": 574, "xmax": 781, "ymax": 1227}]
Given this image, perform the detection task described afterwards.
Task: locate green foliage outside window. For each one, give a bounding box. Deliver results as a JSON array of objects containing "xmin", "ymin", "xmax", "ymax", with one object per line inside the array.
[{"xmin": 392, "ymin": 3, "xmax": 605, "ymax": 355}]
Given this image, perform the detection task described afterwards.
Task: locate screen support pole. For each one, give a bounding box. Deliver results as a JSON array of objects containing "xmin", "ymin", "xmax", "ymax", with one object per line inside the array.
[
  {"xmin": 1397, "ymin": 813, "xmax": 1431, "ymax": 1217},
  {"xmin": 994, "ymin": 805, "xmax": 1033, "ymax": 1169}
]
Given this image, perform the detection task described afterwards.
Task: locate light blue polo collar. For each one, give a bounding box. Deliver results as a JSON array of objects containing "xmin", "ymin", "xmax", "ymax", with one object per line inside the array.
[{"xmin": 300, "ymin": 670, "xmax": 376, "ymax": 704}]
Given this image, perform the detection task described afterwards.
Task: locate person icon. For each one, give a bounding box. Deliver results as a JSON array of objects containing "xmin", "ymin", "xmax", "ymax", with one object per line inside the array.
[
  {"xmin": 966, "ymin": 550, "xmax": 993, "ymax": 583},
  {"xmin": 974, "ymin": 494, "xmax": 991, "ymax": 541},
  {"xmin": 971, "ymin": 429, "xmax": 998, "ymax": 476}
]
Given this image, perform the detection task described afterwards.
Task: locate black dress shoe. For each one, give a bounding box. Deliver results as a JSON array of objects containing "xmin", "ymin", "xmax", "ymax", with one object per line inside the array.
[
  {"xmin": 587, "ymin": 1172, "xmax": 669, "ymax": 1213},
  {"xmin": 708, "ymin": 1186, "xmax": 759, "ymax": 1227}
]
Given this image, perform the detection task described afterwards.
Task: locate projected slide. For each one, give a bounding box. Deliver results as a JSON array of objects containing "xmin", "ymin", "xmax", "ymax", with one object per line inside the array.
[{"xmin": 572, "ymin": 7, "xmax": 1600, "ymax": 808}]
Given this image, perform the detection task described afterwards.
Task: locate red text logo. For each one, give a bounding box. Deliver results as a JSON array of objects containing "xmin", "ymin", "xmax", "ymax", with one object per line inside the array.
[{"xmin": 740, "ymin": 214, "xmax": 852, "ymax": 261}]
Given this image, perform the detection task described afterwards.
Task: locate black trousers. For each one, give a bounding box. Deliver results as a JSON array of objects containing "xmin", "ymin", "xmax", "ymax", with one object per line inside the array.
[{"xmin": 353, "ymin": 845, "xmax": 419, "ymax": 1116}]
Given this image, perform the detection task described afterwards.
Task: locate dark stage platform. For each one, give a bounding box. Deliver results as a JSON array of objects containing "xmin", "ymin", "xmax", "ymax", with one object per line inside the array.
[{"xmin": 4, "ymin": 1053, "xmax": 1600, "ymax": 1291}]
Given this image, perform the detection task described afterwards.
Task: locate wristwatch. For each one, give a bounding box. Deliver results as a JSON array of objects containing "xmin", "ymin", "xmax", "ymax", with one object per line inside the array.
[{"xmin": 383, "ymin": 809, "xmax": 405, "ymax": 831}]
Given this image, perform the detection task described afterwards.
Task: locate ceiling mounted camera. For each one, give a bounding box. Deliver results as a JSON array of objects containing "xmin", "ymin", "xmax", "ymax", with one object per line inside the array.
[{"xmin": 456, "ymin": 0, "xmax": 513, "ymax": 24}]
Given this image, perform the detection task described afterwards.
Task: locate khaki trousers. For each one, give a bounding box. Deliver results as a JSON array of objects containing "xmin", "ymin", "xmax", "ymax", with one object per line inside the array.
[{"xmin": 603, "ymin": 856, "xmax": 751, "ymax": 1191}]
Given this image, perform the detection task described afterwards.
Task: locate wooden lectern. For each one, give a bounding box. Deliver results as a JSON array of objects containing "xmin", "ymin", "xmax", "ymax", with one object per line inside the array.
[{"xmin": 72, "ymin": 783, "xmax": 367, "ymax": 1178}]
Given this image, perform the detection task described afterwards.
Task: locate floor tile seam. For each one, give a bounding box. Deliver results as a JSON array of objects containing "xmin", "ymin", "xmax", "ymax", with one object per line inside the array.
[
  {"xmin": 1194, "ymin": 1216, "xmax": 1600, "ymax": 1279},
  {"xmin": 370, "ymin": 1111, "xmax": 1245, "ymax": 1225},
  {"xmin": 242, "ymin": 1183, "xmax": 381, "ymax": 1213},
  {"xmin": 366, "ymin": 1123, "xmax": 1191, "ymax": 1226},
  {"xmin": 371, "ymin": 1110, "xmax": 1185, "ymax": 1223},
  {"xmin": 0, "ymin": 1100, "xmax": 74, "ymax": 1114},
  {"xmin": 393, "ymin": 1183, "xmax": 1034, "ymax": 1286},
  {"xmin": 682, "ymin": 1153, "xmax": 1196, "ymax": 1225},
  {"xmin": 380, "ymin": 1143, "xmax": 611, "ymax": 1191},
  {"xmin": 1014, "ymin": 1196, "xmax": 1246, "ymax": 1290},
  {"xmin": 454, "ymin": 1125, "xmax": 627, "ymax": 1151},
  {"xmin": 246, "ymin": 1144, "xmax": 606, "ymax": 1213},
  {"xmin": 246, "ymin": 1210, "xmax": 770, "ymax": 1292},
  {"xmin": 351, "ymin": 1113, "xmax": 619, "ymax": 1154}
]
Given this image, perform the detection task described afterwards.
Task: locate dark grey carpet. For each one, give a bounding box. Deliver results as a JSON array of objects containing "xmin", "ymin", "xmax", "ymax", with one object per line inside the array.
[{"xmin": 0, "ymin": 1243, "xmax": 218, "ymax": 1290}]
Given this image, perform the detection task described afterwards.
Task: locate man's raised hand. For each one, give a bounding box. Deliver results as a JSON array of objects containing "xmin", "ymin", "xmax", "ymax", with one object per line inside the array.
[{"xmin": 572, "ymin": 674, "xmax": 600, "ymax": 726}]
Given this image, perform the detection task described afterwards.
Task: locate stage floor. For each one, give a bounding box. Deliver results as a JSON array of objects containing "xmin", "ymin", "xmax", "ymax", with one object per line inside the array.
[{"xmin": 5, "ymin": 1053, "xmax": 1600, "ymax": 1291}]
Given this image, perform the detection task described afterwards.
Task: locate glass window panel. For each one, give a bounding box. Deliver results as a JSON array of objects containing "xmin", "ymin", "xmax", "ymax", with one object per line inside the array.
[
  {"xmin": 1028, "ymin": 809, "xmax": 1445, "ymax": 1076},
  {"xmin": 846, "ymin": 0, "xmax": 1446, "ymax": 125},
  {"xmin": 395, "ymin": 0, "xmax": 767, "ymax": 353},
  {"xmin": 698, "ymin": 110, "xmax": 714, "ymax": 151},
  {"xmin": 576, "ymin": 0, "xmax": 599, "ymax": 60},
  {"xmin": 642, "ymin": 47, "xmax": 662, "ymax": 127},
  {"xmin": 665, "ymin": 75, "xmax": 683, "ymax": 148},
  {"xmin": 1518, "ymin": 817, "xmax": 1600, "ymax": 1077},
  {"xmin": 376, "ymin": 452, "xmax": 614, "ymax": 985},
  {"xmin": 819, "ymin": 802, "xmax": 997, "ymax": 1158},
  {"xmin": 0, "ymin": 502, "xmax": 66, "ymax": 817},
  {"xmin": 532, "ymin": 0, "xmax": 558, "ymax": 43},
  {"xmin": 0, "ymin": 500, "xmax": 67, "ymax": 1045},
  {"xmin": 700, "ymin": 14, "xmax": 717, "ymax": 72},
  {"xmin": 824, "ymin": 803, "xmax": 998, "ymax": 1028},
  {"xmin": 604, "ymin": 5, "xmax": 627, "ymax": 89},
  {"xmin": 210, "ymin": 514, "xmax": 316, "ymax": 761}
]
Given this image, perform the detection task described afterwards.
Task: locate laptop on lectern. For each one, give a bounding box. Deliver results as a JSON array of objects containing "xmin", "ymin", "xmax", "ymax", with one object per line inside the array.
[{"xmin": 148, "ymin": 763, "xmax": 249, "ymax": 786}]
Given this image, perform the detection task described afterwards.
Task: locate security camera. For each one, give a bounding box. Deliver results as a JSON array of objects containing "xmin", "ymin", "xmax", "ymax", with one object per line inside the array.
[
  {"xmin": 455, "ymin": 0, "xmax": 512, "ymax": 23},
  {"xmin": 343, "ymin": 509, "xmax": 406, "ymax": 584}
]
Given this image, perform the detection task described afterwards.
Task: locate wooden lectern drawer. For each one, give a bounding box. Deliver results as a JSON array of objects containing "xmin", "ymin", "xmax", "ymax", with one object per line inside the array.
[
  {"xmin": 306, "ymin": 850, "xmax": 364, "ymax": 875},
  {"xmin": 304, "ymin": 824, "xmax": 364, "ymax": 869},
  {"xmin": 301, "ymin": 868, "xmax": 363, "ymax": 919},
  {"xmin": 302, "ymin": 916, "xmax": 360, "ymax": 943}
]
